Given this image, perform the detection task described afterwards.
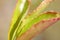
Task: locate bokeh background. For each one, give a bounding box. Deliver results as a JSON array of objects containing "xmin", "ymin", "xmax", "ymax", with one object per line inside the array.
[{"xmin": 0, "ymin": 0, "xmax": 60, "ymax": 40}]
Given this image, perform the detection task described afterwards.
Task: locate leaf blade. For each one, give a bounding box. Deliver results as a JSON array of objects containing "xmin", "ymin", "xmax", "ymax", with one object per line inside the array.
[
  {"xmin": 17, "ymin": 12, "xmax": 60, "ymax": 38},
  {"xmin": 8, "ymin": 0, "xmax": 30, "ymax": 40}
]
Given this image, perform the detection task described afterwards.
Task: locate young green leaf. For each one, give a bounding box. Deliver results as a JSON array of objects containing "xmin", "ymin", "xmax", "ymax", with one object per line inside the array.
[
  {"xmin": 17, "ymin": 11, "xmax": 60, "ymax": 39},
  {"xmin": 8, "ymin": 0, "xmax": 30, "ymax": 40},
  {"xmin": 17, "ymin": 16, "xmax": 60, "ymax": 40}
]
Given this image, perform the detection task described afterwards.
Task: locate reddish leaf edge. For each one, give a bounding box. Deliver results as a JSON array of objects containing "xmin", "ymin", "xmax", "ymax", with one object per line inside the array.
[{"xmin": 17, "ymin": 17, "xmax": 60, "ymax": 40}]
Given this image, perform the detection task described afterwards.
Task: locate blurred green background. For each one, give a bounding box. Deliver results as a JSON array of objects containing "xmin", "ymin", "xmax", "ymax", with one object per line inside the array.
[{"xmin": 0, "ymin": 0, "xmax": 60, "ymax": 40}]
